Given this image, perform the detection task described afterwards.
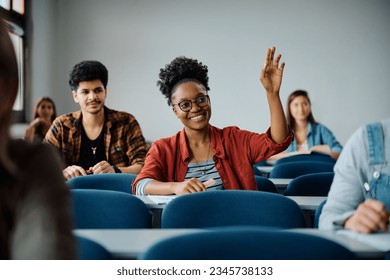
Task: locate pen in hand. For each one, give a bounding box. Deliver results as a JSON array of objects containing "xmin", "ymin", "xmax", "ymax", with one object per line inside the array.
[
  {"xmin": 363, "ymin": 182, "xmax": 390, "ymax": 228},
  {"xmin": 363, "ymin": 182, "xmax": 376, "ymax": 199}
]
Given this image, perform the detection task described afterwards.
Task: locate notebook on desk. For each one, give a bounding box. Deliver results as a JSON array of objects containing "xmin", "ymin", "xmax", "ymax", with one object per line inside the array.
[{"xmin": 337, "ymin": 230, "xmax": 390, "ymax": 251}]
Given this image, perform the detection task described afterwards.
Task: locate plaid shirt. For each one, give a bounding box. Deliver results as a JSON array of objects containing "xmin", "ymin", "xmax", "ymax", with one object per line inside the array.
[{"xmin": 44, "ymin": 106, "xmax": 147, "ymax": 168}]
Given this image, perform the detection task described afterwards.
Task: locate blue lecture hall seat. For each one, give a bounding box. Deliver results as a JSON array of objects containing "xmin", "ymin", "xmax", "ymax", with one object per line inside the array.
[
  {"xmin": 67, "ymin": 173, "xmax": 136, "ymax": 194},
  {"xmin": 269, "ymin": 161, "xmax": 335, "ymax": 179},
  {"xmin": 284, "ymin": 172, "xmax": 334, "ymax": 196},
  {"xmin": 255, "ymin": 175, "xmax": 279, "ymax": 193},
  {"xmin": 140, "ymin": 227, "xmax": 356, "ymax": 260},
  {"xmin": 314, "ymin": 199, "xmax": 327, "ymax": 228},
  {"xmin": 275, "ymin": 153, "xmax": 336, "ymax": 165},
  {"xmin": 161, "ymin": 190, "xmax": 305, "ymax": 229},
  {"xmin": 76, "ymin": 235, "xmax": 113, "ymax": 260},
  {"xmin": 71, "ymin": 189, "xmax": 151, "ymax": 229}
]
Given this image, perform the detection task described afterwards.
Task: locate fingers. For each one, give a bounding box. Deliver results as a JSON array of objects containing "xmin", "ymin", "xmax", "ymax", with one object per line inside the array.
[
  {"xmin": 203, "ymin": 178, "xmax": 215, "ymax": 188},
  {"xmin": 365, "ymin": 200, "xmax": 390, "ymax": 232},
  {"xmin": 91, "ymin": 161, "xmax": 115, "ymax": 174},
  {"xmin": 345, "ymin": 200, "xmax": 389, "ymax": 233},
  {"xmin": 63, "ymin": 165, "xmax": 87, "ymax": 180},
  {"xmin": 262, "ymin": 46, "xmax": 284, "ymax": 74},
  {"xmin": 177, "ymin": 178, "xmax": 206, "ymax": 194},
  {"xmin": 269, "ymin": 46, "xmax": 275, "ymax": 64}
]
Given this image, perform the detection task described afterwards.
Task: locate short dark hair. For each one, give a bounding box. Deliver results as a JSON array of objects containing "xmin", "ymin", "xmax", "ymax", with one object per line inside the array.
[
  {"xmin": 68, "ymin": 60, "xmax": 108, "ymax": 91},
  {"xmin": 157, "ymin": 56, "xmax": 210, "ymax": 106}
]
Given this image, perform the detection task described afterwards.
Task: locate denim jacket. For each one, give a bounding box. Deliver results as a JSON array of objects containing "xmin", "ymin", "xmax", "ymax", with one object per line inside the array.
[
  {"xmin": 319, "ymin": 119, "xmax": 390, "ymax": 230},
  {"xmin": 286, "ymin": 122, "xmax": 343, "ymax": 153}
]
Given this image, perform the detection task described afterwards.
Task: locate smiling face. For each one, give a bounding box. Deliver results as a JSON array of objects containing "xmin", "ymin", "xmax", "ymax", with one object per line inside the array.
[
  {"xmin": 289, "ymin": 95, "xmax": 311, "ymax": 122},
  {"xmin": 72, "ymin": 79, "xmax": 107, "ymax": 115},
  {"xmin": 171, "ymin": 81, "xmax": 211, "ymax": 132},
  {"xmin": 36, "ymin": 100, "xmax": 55, "ymax": 121}
]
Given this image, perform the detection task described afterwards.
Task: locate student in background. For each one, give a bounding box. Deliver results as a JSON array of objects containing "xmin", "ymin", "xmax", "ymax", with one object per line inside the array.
[
  {"xmin": 0, "ymin": 19, "xmax": 75, "ymax": 259},
  {"xmin": 44, "ymin": 60, "xmax": 147, "ymax": 180},
  {"xmin": 133, "ymin": 46, "xmax": 293, "ymax": 195},
  {"xmin": 319, "ymin": 119, "xmax": 390, "ymax": 233},
  {"xmin": 24, "ymin": 97, "xmax": 57, "ymax": 142},
  {"xmin": 270, "ymin": 90, "xmax": 342, "ymax": 160}
]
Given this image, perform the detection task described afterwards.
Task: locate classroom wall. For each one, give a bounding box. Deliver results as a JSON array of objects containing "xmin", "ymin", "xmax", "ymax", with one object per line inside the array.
[{"xmin": 28, "ymin": 0, "xmax": 390, "ymax": 144}]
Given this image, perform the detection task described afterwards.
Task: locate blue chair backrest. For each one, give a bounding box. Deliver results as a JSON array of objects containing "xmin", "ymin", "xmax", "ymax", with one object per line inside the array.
[
  {"xmin": 67, "ymin": 173, "xmax": 136, "ymax": 194},
  {"xmin": 284, "ymin": 172, "xmax": 334, "ymax": 196},
  {"xmin": 71, "ymin": 189, "xmax": 151, "ymax": 229},
  {"xmin": 76, "ymin": 235, "xmax": 113, "ymax": 260},
  {"xmin": 276, "ymin": 154, "xmax": 336, "ymax": 165},
  {"xmin": 140, "ymin": 227, "xmax": 355, "ymax": 260},
  {"xmin": 314, "ymin": 199, "xmax": 327, "ymax": 228},
  {"xmin": 161, "ymin": 190, "xmax": 305, "ymax": 229},
  {"xmin": 269, "ymin": 161, "xmax": 335, "ymax": 178},
  {"xmin": 255, "ymin": 175, "xmax": 279, "ymax": 193}
]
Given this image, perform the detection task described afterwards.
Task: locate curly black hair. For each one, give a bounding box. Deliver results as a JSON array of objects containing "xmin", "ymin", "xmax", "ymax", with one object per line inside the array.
[
  {"xmin": 69, "ymin": 60, "xmax": 108, "ymax": 91},
  {"xmin": 157, "ymin": 56, "xmax": 210, "ymax": 106}
]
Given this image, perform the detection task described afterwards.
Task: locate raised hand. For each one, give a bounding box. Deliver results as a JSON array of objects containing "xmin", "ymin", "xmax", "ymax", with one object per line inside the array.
[{"xmin": 260, "ymin": 46, "xmax": 285, "ymax": 95}]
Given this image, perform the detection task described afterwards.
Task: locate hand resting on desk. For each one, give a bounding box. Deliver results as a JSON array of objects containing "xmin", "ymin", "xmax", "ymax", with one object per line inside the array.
[{"xmin": 344, "ymin": 199, "xmax": 390, "ymax": 233}]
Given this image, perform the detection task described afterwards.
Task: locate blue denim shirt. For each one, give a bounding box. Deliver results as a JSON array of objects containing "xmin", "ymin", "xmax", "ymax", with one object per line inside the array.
[
  {"xmin": 286, "ymin": 123, "xmax": 343, "ymax": 153},
  {"xmin": 320, "ymin": 119, "xmax": 390, "ymax": 230}
]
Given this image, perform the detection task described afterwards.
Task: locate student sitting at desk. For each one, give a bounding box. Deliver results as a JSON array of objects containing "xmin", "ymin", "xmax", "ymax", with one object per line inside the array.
[
  {"xmin": 25, "ymin": 97, "xmax": 57, "ymax": 143},
  {"xmin": 133, "ymin": 46, "xmax": 293, "ymax": 195},
  {"xmin": 44, "ymin": 60, "xmax": 147, "ymax": 180},
  {"xmin": 319, "ymin": 119, "xmax": 390, "ymax": 233},
  {"xmin": 269, "ymin": 90, "xmax": 343, "ymax": 161}
]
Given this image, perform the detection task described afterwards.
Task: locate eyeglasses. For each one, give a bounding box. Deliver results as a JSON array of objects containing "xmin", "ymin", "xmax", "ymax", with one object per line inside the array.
[{"xmin": 172, "ymin": 95, "xmax": 210, "ymax": 112}]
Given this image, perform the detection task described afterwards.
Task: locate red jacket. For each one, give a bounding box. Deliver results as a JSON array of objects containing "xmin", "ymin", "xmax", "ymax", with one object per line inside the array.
[{"xmin": 132, "ymin": 125, "xmax": 293, "ymax": 194}]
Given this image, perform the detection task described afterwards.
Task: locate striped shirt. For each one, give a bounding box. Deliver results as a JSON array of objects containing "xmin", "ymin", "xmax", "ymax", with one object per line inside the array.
[
  {"xmin": 185, "ymin": 159, "xmax": 223, "ymax": 190},
  {"xmin": 136, "ymin": 158, "xmax": 223, "ymax": 195}
]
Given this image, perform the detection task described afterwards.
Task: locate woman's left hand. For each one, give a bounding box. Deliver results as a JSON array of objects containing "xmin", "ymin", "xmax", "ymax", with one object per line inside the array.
[{"xmin": 260, "ymin": 46, "xmax": 285, "ymax": 96}]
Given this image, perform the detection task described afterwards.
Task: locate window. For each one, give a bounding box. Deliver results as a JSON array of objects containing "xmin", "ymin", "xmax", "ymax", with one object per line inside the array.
[{"xmin": 0, "ymin": 0, "xmax": 26, "ymax": 121}]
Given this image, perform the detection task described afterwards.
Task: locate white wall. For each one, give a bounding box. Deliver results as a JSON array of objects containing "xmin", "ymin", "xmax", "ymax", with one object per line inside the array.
[{"xmin": 28, "ymin": 0, "xmax": 390, "ymax": 144}]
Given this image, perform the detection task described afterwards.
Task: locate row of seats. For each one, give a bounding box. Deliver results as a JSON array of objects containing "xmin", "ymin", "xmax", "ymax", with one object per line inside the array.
[
  {"xmin": 139, "ymin": 227, "xmax": 355, "ymax": 260},
  {"xmin": 69, "ymin": 173, "xmax": 334, "ymax": 230},
  {"xmin": 76, "ymin": 225, "xmax": 355, "ymax": 260},
  {"xmin": 69, "ymin": 161, "xmax": 336, "ymax": 259},
  {"xmin": 71, "ymin": 189, "xmax": 307, "ymax": 229},
  {"xmin": 73, "ymin": 191, "xmax": 345, "ymax": 260},
  {"xmin": 67, "ymin": 173, "xmax": 278, "ymax": 194},
  {"xmin": 254, "ymin": 153, "xmax": 336, "ymax": 178},
  {"xmin": 68, "ymin": 172, "xmax": 334, "ymax": 196}
]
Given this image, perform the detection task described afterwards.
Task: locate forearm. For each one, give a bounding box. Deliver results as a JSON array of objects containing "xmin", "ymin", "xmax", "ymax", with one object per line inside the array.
[
  {"xmin": 144, "ymin": 180, "xmax": 175, "ymax": 195},
  {"xmin": 267, "ymin": 93, "xmax": 289, "ymax": 143},
  {"xmin": 118, "ymin": 163, "xmax": 143, "ymax": 174}
]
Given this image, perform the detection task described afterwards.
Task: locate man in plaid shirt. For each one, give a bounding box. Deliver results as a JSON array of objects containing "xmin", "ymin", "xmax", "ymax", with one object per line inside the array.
[{"xmin": 44, "ymin": 60, "xmax": 147, "ymax": 180}]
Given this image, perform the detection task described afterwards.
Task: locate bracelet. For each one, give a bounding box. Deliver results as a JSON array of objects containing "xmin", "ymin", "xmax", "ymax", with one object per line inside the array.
[{"xmin": 112, "ymin": 165, "xmax": 122, "ymax": 173}]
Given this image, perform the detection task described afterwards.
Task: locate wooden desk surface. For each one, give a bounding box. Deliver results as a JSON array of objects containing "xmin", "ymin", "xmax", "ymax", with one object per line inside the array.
[{"xmin": 74, "ymin": 228, "xmax": 388, "ymax": 260}]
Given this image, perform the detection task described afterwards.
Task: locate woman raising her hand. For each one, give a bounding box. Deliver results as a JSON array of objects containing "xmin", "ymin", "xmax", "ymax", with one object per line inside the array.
[{"xmin": 133, "ymin": 46, "xmax": 293, "ymax": 195}]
